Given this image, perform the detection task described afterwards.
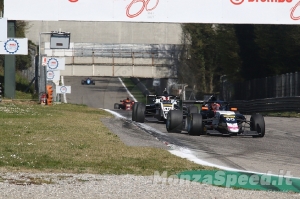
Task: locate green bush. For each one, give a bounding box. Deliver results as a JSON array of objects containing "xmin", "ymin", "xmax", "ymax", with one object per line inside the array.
[{"xmin": 0, "ymin": 66, "xmax": 36, "ymax": 99}]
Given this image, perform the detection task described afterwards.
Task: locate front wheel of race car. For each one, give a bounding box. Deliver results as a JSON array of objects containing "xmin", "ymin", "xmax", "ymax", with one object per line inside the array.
[
  {"xmin": 187, "ymin": 113, "xmax": 203, "ymax": 136},
  {"xmin": 166, "ymin": 110, "xmax": 182, "ymax": 133},
  {"xmin": 250, "ymin": 113, "xmax": 265, "ymax": 138},
  {"xmin": 135, "ymin": 103, "xmax": 145, "ymax": 123}
]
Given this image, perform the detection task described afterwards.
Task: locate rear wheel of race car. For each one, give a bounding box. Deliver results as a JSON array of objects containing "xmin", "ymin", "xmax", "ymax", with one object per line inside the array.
[
  {"xmin": 187, "ymin": 113, "xmax": 203, "ymax": 136},
  {"xmin": 114, "ymin": 103, "xmax": 119, "ymax": 109},
  {"xmin": 136, "ymin": 103, "xmax": 145, "ymax": 123},
  {"xmin": 250, "ymin": 113, "xmax": 265, "ymax": 138},
  {"xmin": 166, "ymin": 110, "xmax": 182, "ymax": 133},
  {"xmin": 186, "ymin": 106, "xmax": 198, "ymax": 132},
  {"xmin": 132, "ymin": 102, "xmax": 140, "ymax": 122},
  {"xmin": 81, "ymin": 80, "xmax": 84, "ymax": 85}
]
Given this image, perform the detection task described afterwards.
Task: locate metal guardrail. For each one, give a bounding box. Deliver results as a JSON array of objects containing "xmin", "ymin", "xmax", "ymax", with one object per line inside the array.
[{"xmin": 229, "ymin": 97, "xmax": 300, "ymax": 114}]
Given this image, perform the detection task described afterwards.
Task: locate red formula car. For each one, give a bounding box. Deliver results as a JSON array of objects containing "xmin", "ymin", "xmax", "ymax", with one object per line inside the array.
[{"xmin": 114, "ymin": 98, "xmax": 135, "ymax": 111}]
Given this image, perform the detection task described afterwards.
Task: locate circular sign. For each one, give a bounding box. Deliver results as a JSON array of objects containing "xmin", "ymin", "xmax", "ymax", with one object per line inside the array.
[
  {"xmin": 4, "ymin": 39, "xmax": 19, "ymax": 54},
  {"xmin": 230, "ymin": 0, "xmax": 244, "ymax": 5},
  {"xmin": 47, "ymin": 58, "xmax": 59, "ymax": 70},
  {"xmin": 60, "ymin": 86, "xmax": 68, "ymax": 93},
  {"xmin": 47, "ymin": 70, "xmax": 55, "ymax": 79}
]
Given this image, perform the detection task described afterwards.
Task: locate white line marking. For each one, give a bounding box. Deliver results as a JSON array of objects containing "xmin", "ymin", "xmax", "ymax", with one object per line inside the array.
[
  {"xmin": 103, "ymin": 109, "xmax": 126, "ymax": 119},
  {"xmin": 118, "ymin": 77, "xmax": 137, "ymax": 102}
]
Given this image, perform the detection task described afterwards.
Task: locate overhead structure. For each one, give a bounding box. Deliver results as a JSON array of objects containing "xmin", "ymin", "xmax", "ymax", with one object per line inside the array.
[{"xmin": 4, "ymin": 0, "xmax": 300, "ymax": 24}]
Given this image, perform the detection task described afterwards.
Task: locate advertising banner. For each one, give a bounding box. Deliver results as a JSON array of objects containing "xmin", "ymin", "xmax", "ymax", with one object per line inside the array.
[
  {"xmin": 47, "ymin": 70, "xmax": 61, "ymax": 82},
  {"xmin": 4, "ymin": 0, "xmax": 300, "ymax": 24},
  {"xmin": 0, "ymin": 38, "xmax": 28, "ymax": 55},
  {"xmin": 56, "ymin": 86, "xmax": 71, "ymax": 94},
  {"xmin": 0, "ymin": 18, "xmax": 7, "ymax": 42},
  {"xmin": 42, "ymin": 57, "xmax": 66, "ymax": 71}
]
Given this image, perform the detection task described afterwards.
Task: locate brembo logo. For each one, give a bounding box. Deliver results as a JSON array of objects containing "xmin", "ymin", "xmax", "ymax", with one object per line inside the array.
[
  {"xmin": 230, "ymin": 0, "xmax": 292, "ymax": 5},
  {"xmin": 231, "ymin": 0, "xmax": 300, "ymax": 20}
]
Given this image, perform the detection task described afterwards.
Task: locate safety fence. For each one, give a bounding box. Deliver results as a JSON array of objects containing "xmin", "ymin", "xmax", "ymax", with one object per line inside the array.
[
  {"xmin": 229, "ymin": 97, "xmax": 300, "ymax": 114},
  {"xmin": 73, "ymin": 43, "xmax": 182, "ymax": 58},
  {"xmin": 46, "ymin": 43, "xmax": 183, "ymax": 59},
  {"xmin": 220, "ymin": 72, "xmax": 300, "ymax": 101}
]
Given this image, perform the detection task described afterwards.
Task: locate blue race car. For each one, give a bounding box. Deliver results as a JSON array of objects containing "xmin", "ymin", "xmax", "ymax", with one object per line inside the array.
[{"xmin": 81, "ymin": 77, "xmax": 95, "ymax": 85}]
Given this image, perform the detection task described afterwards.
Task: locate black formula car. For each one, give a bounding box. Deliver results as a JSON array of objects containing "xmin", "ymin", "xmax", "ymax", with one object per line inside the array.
[
  {"xmin": 166, "ymin": 96, "xmax": 265, "ymax": 138},
  {"xmin": 81, "ymin": 78, "xmax": 95, "ymax": 85}
]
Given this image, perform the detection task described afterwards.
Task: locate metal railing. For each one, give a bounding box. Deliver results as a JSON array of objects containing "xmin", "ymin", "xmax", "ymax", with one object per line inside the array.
[
  {"xmin": 221, "ymin": 72, "xmax": 300, "ymax": 101},
  {"xmin": 229, "ymin": 97, "xmax": 300, "ymax": 114},
  {"xmin": 47, "ymin": 43, "xmax": 183, "ymax": 59}
]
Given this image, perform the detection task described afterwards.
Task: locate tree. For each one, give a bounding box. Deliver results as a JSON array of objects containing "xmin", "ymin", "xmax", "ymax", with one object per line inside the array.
[
  {"xmin": 234, "ymin": 24, "xmax": 262, "ymax": 80},
  {"xmin": 179, "ymin": 24, "xmax": 241, "ymax": 94},
  {"xmin": 0, "ymin": 0, "xmax": 3, "ymax": 14},
  {"xmin": 254, "ymin": 25, "xmax": 300, "ymax": 75}
]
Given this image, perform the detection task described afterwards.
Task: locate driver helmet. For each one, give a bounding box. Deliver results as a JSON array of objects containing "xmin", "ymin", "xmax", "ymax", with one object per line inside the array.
[
  {"xmin": 212, "ymin": 102, "xmax": 220, "ymax": 110},
  {"xmin": 127, "ymin": 97, "xmax": 130, "ymax": 100},
  {"xmin": 163, "ymin": 88, "xmax": 168, "ymax": 96}
]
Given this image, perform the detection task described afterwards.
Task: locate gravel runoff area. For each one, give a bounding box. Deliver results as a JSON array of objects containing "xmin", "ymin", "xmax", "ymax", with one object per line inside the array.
[{"xmin": 0, "ymin": 172, "xmax": 300, "ymax": 199}]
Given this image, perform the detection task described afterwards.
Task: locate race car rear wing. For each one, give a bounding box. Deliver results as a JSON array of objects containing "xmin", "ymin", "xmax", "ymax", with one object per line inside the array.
[
  {"xmin": 182, "ymin": 100, "xmax": 204, "ymax": 104},
  {"xmin": 146, "ymin": 94, "xmax": 180, "ymax": 104},
  {"xmin": 146, "ymin": 94, "xmax": 179, "ymax": 98},
  {"xmin": 168, "ymin": 100, "xmax": 203, "ymax": 111}
]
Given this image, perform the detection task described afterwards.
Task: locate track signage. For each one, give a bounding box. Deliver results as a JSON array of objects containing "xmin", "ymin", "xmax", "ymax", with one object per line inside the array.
[
  {"xmin": 4, "ymin": 0, "xmax": 300, "ymax": 24},
  {"xmin": 0, "ymin": 38, "xmax": 28, "ymax": 55},
  {"xmin": 56, "ymin": 86, "xmax": 71, "ymax": 94}
]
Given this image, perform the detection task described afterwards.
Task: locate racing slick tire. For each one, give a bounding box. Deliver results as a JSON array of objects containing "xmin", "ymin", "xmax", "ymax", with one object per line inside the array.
[
  {"xmin": 166, "ymin": 110, "xmax": 182, "ymax": 133},
  {"xmin": 114, "ymin": 103, "xmax": 119, "ymax": 109},
  {"xmin": 135, "ymin": 103, "xmax": 145, "ymax": 123},
  {"xmin": 132, "ymin": 102, "xmax": 140, "ymax": 122},
  {"xmin": 187, "ymin": 113, "xmax": 203, "ymax": 136},
  {"xmin": 92, "ymin": 81, "xmax": 95, "ymax": 85},
  {"xmin": 81, "ymin": 80, "xmax": 85, "ymax": 85},
  {"xmin": 250, "ymin": 113, "xmax": 265, "ymax": 138}
]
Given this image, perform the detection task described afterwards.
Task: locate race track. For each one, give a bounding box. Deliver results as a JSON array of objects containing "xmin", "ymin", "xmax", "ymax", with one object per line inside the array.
[{"xmin": 65, "ymin": 76, "xmax": 300, "ymax": 178}]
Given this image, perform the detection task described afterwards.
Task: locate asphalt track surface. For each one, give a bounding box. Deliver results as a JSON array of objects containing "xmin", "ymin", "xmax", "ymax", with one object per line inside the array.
[{"xmin": 65, "ymin": 76, "xmax": 300, "ymax": 178}]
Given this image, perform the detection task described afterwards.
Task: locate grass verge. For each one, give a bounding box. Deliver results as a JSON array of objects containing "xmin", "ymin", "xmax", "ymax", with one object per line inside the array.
[
  {"xmin": 0, "ymin": 101, "xmax": 210, "ymax": 175},
  {"xmin": 121, "ymin": 78, "xmax": 147, "ymax": 104}
]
